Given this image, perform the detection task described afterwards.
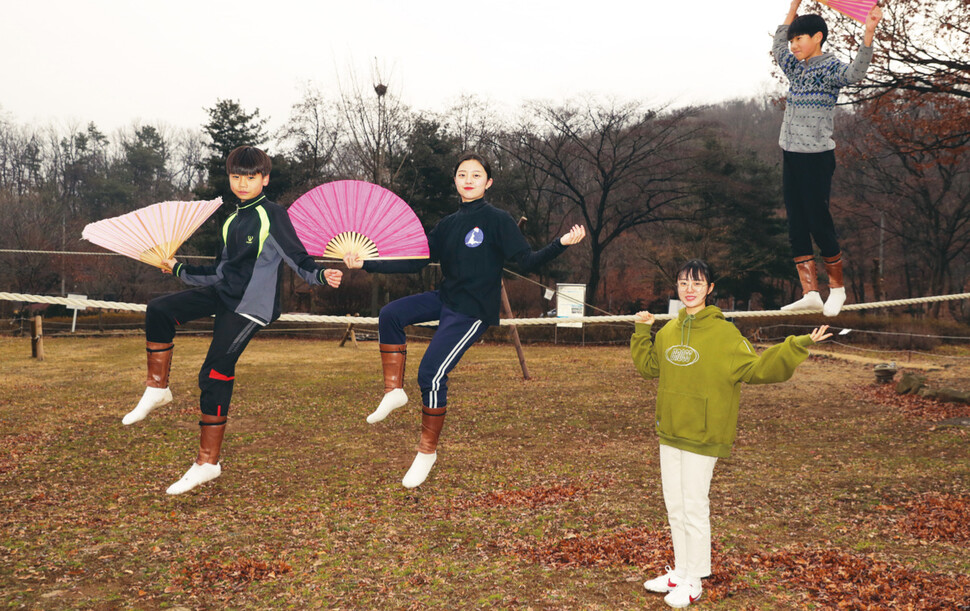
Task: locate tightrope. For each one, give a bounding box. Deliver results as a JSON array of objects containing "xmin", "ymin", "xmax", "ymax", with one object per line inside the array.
[{"xmin": 3, "ymin": 291, "xmax": 969, "ymax": 326}]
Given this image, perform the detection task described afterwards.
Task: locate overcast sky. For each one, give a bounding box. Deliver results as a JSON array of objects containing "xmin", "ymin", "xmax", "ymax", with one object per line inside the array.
[{"xmin": 1, "ymin": 0, "xmax": 834, "ymax": 136}]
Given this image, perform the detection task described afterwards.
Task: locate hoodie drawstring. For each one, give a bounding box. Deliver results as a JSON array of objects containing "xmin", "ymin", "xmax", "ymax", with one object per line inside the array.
[{"xmin": 680, "ymin": 314, "xmax": 695, "ymax": 347}]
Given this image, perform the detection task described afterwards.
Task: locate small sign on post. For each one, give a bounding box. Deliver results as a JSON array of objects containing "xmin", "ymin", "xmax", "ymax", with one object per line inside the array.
[
  {"xmin": 67, "ymin": 294, "xmax": 87, "ymax": 333},
  {"xmin": 555, "ymin": 284, "xmax": 586, "ymax": 328}
]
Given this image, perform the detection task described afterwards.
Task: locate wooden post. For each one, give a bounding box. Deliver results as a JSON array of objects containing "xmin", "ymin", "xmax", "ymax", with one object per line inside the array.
[
  {"xmin": 502, "ymin": 216, "xmax": 531, "ymax": 380},
  {"xmin": 339, "ymin": 316, "xmax": 359, "ymax": 348},
  {"xmin": 31, "ymin": 315, "xmax": 44, "ymax": 361},
  {"xmin": 500, "ymin": 282, "xmax": 529, "ymax": 380}
]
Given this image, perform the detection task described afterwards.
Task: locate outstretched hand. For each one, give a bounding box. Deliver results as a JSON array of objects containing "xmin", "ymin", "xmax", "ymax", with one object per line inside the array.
[
  {"xmin": 559, "ymin": 224, "xmax": 586, "ymax": 246},
  {"xmin": 343, "ymin": 253, "xmax": 364, "ymax": 270},
  {"xmin": 865, "ymin": 5, "xmax": 883, "ymax": 31},
  {"xmin": 634, "ymin": 310, "xmax": 655, "ymax": 326},
  {"xmin": 323, "ymin": 269, "xmax": 342, "ymax": 288},
  {"xmin": 810, "ymin": 325, "xmax": 833, "ymax": 343},
  {"xmin": 160, "ymin": 257, "xmax": 177, "ymax": 274}
]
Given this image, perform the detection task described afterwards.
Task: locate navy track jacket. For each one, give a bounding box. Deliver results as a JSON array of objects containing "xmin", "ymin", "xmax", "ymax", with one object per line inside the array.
[
  {"xmin": 172, "ymin": 195, "xmax": 332, "ymax": 325},
  {"xmin": 363, "ymin": 198, "xmax": 567, "ymax": 325}
]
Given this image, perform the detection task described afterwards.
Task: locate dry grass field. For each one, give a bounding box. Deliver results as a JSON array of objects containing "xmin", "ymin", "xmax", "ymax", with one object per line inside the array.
[{"xmin": 1, "ymin": 334, "xmax": 968, "ymax": 609}]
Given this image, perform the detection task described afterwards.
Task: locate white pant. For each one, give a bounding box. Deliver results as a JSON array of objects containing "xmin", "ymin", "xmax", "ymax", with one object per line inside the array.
[{"xmin": 659, "ymin": 444, "xmax": 718, "ymax": 580}]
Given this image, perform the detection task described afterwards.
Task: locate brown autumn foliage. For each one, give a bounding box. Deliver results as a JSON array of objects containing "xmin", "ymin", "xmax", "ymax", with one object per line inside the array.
[{"xmin": 858, "ymin": 383, "xmax": 970, "ymax": 421}]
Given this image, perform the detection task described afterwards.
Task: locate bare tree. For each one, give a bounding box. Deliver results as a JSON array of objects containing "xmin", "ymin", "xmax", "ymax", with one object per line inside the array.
[
  {"xmin": 442, "ymin": 94, "xmax": 500, "ymax": 154},
  {"xmin": 277, "ymin": 84, "xmax": 343, "ymax": 188},
  {"xmin": 838, "ymin": 92, "xmax": 970, "ymax": 315},
  {"xmin": 826, "ymin": 0, "xmax": 970, "ymax": 101},
  {"xmin": 501, "ymin": 98, "xmax": 706, "ymax": 305},
  {"xmin": 334, "ymin": 63, "xmax": 412, "ymax": 186}
]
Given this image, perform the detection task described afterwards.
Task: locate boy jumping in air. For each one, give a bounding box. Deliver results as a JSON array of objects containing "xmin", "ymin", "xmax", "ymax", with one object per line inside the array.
[{"xmin": 122, "ymin": 146, "xmax": 342, "ymax": 495}]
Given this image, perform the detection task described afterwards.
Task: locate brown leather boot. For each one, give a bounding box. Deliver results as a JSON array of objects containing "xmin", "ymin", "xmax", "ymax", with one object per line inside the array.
[
  {"xmin": 823, "ymin": 253, "xmax": 844, "ymax": 289},
  {"xmin": 417, "ymin": 407, "xmax": 447, "ymax": 454},
  {"xmin": 794, "ymin": 255, "xmax": 819, "ymax": 295},
  {"xmin": 166, "ymin": 415, "xmax": 225, "ymax": 494},
  {"xmin": 402, "ymin": 406, "xmax": 447, "ymax": 488},
  {"xmin": 196, "ymin": 414, "xmax": 227, "ymax": 465},
  {"xmin": 123, "ymin": 342, "xmax": 174, "ymax": 424},
  {"xmin": 781, "ymin": 256, "xmax": 824, "ymax": 311},
  {"xmin": 380, "ymin": 344, "xmax": 407, "ymax": 393},
  {"xmin": 823, "ymin": 253, "xmax": 846, "ymax": 316},
  {"xmin": 368, "ymin": 344, "xmax": 409, "ymax": 423},
  {"xmin": 146, "ymin": 341, "xmax": 174, "ymax": 388}
]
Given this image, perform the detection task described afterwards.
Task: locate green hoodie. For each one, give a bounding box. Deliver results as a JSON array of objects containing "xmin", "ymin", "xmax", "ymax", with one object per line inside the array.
[{"xmin": 631, "ymin": 306, "xmax": 814, "ymax": 458}]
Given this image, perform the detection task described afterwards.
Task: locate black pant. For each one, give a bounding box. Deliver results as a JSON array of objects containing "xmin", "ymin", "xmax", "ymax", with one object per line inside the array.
[
  {"xmin": 146, "ymin": 286, "xmax": 261, "ymax": 417},
  {"xmin": 782, "ymin": 149, "xmax": 840, "ymax": 259}
]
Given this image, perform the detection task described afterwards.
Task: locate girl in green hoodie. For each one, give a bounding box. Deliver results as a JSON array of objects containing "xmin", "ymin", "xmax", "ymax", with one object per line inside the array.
[{"xmin": 631, "ymin": 259, "xmax": 830, "ymax": 608}]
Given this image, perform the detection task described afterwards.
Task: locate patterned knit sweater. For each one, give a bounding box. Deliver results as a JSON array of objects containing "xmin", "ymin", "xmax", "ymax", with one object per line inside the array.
[{"xmin": 773, "ymin": 24, "xmax": 874, "ymax": 153}]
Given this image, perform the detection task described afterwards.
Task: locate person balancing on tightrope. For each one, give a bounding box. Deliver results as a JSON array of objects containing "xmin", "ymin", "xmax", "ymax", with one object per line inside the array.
[
  {"xmin": 344, "ymin": 151, "xmax": 586, "ymax": 489},
  {"xmin": 773, "ymin": 0, "xmax": 882, "ymax": 316},
  {"xmin": 122, "ymin": 146, "xmax": 343, "ymax": 495}
]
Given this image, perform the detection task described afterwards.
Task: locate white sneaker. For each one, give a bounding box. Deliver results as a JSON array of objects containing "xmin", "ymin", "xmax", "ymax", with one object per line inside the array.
[
  {"xmin": 823, "ymin": 287, "xmax": 846, "ymax": 317},
  {"xmin": 366, "ymin": 388, "xmax": 407, "ymax": 424},
  {"xmin": 644, "ymin": 566, "xmax": 681, "ymax": 593},
  {"xmin": 165, "ymin": 462, "xmax": 221, "ymax": 495},
  {"xmin": 664, "ymin": 579, "xmax": 702, "ymax": 608},
  {"xmin": 780, "ymin": 290, "xmax": 823, "ymax": 312},
  {"xmin": 122, "ymin": 387, "xmax": 173, "ymax": 425},
  {"xmin": 401, "ymin": 452, "xmax": 436, "ymax": 488}
]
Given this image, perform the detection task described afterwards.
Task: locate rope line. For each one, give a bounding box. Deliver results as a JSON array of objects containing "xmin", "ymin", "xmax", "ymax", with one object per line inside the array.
[{"xmin": 3, "ymin": 291, "xmax": 969, "ymax": 326}]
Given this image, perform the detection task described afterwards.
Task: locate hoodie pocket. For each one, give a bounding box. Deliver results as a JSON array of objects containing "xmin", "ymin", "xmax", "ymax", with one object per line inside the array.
[{"xmin": 657, "ymin": 389, "xmax": 708, "ymax": 441}]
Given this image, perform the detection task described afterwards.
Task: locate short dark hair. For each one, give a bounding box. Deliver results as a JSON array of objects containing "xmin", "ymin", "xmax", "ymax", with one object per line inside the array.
[
  {"xmin": 676, "ymin": 259, "xmax": 715, "ymax": 285},
  {"xmin": 226, "ymin": 146, "xmax": 272, "ymax": 176},
  {"xmin": 453, "ymin": 151, "xmax": 492, "ymax": 179},
  {"xmin": 788, "ymin": 14, "xmax": 828, "ymax": 45}
]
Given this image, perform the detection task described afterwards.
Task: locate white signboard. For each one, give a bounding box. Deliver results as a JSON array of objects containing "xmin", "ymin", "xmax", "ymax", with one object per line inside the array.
[{"xmin": 556, "ymin": 283, "xmax": 586, "ymax": 328}]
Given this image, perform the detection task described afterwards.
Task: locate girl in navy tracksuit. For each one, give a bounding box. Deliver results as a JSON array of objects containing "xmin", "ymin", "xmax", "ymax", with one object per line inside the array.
[
  {"xmin": 344, "ymin": 152, "xmax": 586, "ymax": 488},
  {"xmin": 122, "ymin": 146, "xmax": 342, "ymax": 495}
]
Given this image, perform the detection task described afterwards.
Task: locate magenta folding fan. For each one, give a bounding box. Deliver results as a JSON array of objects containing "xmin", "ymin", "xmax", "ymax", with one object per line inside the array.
[
  {"xmin": 81, "ymin": 197, "xmax": 222, "ymax": 269},
  {"xmin": 288, "ymin": 180, "xmax": 429, "ymax": 260},
  {"xmin": 816, "ymin": 0, "xmax": 878, "ymax": 23}
]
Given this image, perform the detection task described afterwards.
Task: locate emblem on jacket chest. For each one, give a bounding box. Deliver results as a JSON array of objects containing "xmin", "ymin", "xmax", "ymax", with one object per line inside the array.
[
  {"xmin": 246, "ymin": 235, "xmax": 254, "ymax": 244},
  {"xmin": 665, "ymin": 345, "xmax": 700, "ymax": 366},
  {"xmin": 464, "ymin": 227, "xmax": 484, "ymax": 248}
]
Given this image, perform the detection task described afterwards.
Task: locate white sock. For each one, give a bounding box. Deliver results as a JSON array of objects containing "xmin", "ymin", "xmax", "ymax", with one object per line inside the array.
[
  {"xmin": 401, "ymin": 451, "xmax": 437, "ymax": 488},
  {"xmin": 780, "ymin": 290, "xmax": 823, "ymax": 312},
  {"xmin": 122, "ymin": 386, "xmax": 173, "ymax": 425},
  {"xmin": 165, "ymin": 462, "xmax": 221, "ymax": 495},
  {"xmin": 366, "ymin": 388, "xmax": 407, "ymax": 424},
  {"xmin": 823, "ymin": 287, "xmax": 846, "ymax": 317}
]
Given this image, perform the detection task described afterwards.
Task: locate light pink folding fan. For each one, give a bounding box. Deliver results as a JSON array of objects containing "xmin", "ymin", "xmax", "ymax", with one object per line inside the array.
[
  {"xmin": 816, "ymin": 0, "xmax": 878, "ymax": 23},
  {"xmin": 82, "ymin": 198, "xmax": 223, "ymax": 269},
  {"xmin": 288, "ymin": 180, "xmax": 429, "ymax": 260}
]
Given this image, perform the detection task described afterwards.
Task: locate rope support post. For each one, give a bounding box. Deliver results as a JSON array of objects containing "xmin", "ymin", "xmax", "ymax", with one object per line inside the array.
[{"xmin": 31, "ymin": 315, "xmax": 44, "ymax": 360}]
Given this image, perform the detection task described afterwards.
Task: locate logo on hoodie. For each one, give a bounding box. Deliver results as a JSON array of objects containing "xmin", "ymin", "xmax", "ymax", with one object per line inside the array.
[{"xmin": 665, "ymin": 345, "xmax": 699, "ymax": 366}]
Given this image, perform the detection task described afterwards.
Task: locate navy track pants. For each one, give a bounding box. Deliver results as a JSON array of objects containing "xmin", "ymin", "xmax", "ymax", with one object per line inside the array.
[{"xmin": 378, "ymin": 291, "xmax": 488, "ymax": 409}]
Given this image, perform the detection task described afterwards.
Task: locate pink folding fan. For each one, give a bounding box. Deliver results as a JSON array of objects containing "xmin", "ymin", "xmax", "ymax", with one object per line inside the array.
[
  {"xmin": 288, "ymin": 180, "xmax": 429, "ymax": 260},
  {"xmin": 816, "ymin": 0, "xmax": 878, "ymax": 23},
  {"xmin": 82, "ymin": 197, "xmax": 223, "ymax": 269}
]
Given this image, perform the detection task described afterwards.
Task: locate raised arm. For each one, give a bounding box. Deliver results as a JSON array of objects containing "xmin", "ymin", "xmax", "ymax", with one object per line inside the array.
[
  {"xmin": 510, "ymin": 224, "xmax": 585, "ymax": 272},
  {"xmin": 863, "ymin": 4, "xmax": 882, "ymax": 47},
  {"xmin": 733, "ymin": 326, "xmax": 830, "ymax": 384},
  {"xmin": 783, "ymin": 0, "xmax": 801, "ymax": 25}
]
